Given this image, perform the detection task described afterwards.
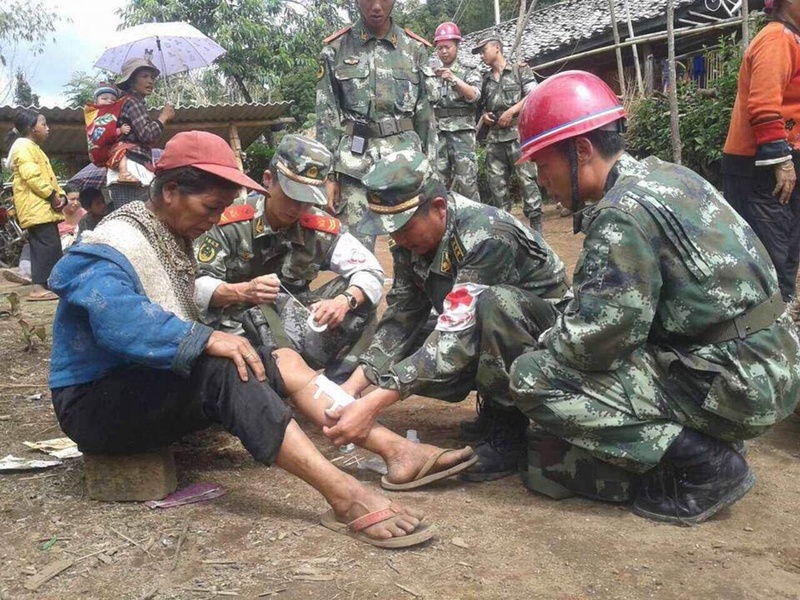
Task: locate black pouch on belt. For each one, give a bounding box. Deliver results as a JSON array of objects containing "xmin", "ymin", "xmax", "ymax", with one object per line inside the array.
[{"xmin": 350, "ymin": 119, "xmax": 369, "ymax": 155}]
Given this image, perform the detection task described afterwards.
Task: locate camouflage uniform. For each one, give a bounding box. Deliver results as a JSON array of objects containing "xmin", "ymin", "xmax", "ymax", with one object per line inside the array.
[
  {"xmin": 510, "ymin": 154, "xmax": 800, "ymax": 475},
  {"xmin": 316, "ymin": 18, "xmax": 438, "ymax": 251},
  {"xmin": 433, "ymin": 58, "xmax": 481, "ymax": 201},
  {"xmin": 193, "ymin": 135, "xmax": 385, "ymax": 378},
  {"xmin": 358, "ymin": 150, "xmax": 568, "ymax": 408},
  {"xmin": 479, "ymin": 63, "xmax": 542, "ymax": 224}
]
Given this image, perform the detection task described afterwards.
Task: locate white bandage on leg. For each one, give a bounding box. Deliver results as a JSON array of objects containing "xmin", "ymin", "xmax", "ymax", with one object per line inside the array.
[{"xmin": 313, "ymin": 375, "xmax": 356, "ymax": 411}]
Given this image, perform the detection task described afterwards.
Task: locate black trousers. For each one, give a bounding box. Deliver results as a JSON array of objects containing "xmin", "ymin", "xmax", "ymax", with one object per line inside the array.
[
  {"xmin": 27, "ymin": 222, "xmax": 62, "ymax": 286},
  {"xmin": 51, "ymin": 347, "xmax": 293, "ymax": 465},
  {"xmin": 723, "ymin": 158, "xmax": 800, "ymax": 302}
]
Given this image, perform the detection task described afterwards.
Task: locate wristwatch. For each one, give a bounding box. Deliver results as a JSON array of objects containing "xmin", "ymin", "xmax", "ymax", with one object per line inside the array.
[{"xmin": 341, "ymin": 290, "xmax": 358, "ymax": 311}]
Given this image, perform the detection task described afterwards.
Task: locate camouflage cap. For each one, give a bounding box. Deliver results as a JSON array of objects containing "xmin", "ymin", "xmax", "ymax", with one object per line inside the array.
[
  {"xmin": 358, "ymin": 150, "xmax": 440, "ymax": 235},
  {"xmin": 471, "ymin": 36, "xmax": 502, "ymax": 54},
  {"xmin": 273, "ymin": 134, "xmax": 331, "ymax": 206}
]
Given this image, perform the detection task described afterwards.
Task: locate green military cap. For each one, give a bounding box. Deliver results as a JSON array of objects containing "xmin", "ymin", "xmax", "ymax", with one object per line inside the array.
[
  {"xmin": 273, "ymin": 134, "xmax": 331, "ymax": 207},
  {"xmin": 471, "ymin": 36, "xmax": 502, "ymax": 54},
  {"xmin": 359, "ymin": 150, "xmax": 440, "ymax": 235}
]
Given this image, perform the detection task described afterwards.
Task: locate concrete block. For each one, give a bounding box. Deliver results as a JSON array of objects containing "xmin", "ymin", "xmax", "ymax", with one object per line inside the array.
[{"xmin": 84, "ymin": 448, "xmax": 177, "ymax": 502}]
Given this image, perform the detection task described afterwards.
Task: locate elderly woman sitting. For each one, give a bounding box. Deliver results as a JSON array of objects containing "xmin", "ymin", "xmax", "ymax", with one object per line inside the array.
[{"xmin": 47, "ymin": 131, "xmax": 440, "ymax": 549}]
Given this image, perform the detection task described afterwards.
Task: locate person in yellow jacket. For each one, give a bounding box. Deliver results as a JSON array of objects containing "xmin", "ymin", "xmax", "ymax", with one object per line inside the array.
[{"xmin": 4, "ymin": 109, "xmax": 66, "ymax": 301}]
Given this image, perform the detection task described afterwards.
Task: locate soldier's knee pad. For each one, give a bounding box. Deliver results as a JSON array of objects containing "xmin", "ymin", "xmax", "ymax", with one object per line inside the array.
[{"xmin": 521, "ymin": 426, "xmax": 636, "ymax": 503}]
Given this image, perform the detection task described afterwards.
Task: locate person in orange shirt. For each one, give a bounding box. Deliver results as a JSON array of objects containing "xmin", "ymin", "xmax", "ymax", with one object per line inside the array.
[{"xmin": 723, "ymin": 0, "xmax": 800, "ymax": 302}]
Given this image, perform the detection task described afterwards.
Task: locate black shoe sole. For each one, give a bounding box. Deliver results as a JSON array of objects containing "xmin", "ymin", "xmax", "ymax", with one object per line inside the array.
[
  {"xmin": 632, "ymin": 469, "xmax": 756, "ymax": 526},
  {"xmin": 458, "ymin": 467, "xmax": 518, "ymax": 482}
]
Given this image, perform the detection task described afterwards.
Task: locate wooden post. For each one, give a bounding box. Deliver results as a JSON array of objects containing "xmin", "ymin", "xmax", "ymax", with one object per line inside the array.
[
  {"xmin": 228, "ymin": 123, "xmax": 244, "ymax": 171},
  {"xmin": 643, "ymin": 43, "xmax": 654, "ymax": 95},
  {"xmin": 607, "ymin": 0, "xmax": 627, "ymax": 96},
  {"xmin": 622, "ymin": 0, "xmax": 645, "ymax": 96},
  {"xmin": 511, "ymin": 0, "xmax": 540, "ymax": 62},
  {"xmin": 667, "ymin": 0, "xmax": 682, "ymax": 164},
  {"xmin": 741, "ymin": 0, "xmax": 750, "ymax": 47}
]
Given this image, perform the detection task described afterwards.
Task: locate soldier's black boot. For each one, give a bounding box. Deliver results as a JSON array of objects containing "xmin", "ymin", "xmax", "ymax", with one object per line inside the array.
[
  {"xmin": 632, "ymin": 429, "xmax": 756, "ymax": 526},
  {"xmin": 529, "ymin": 216, "xmax": 543, "ymax": 235},
  {"xmin": 458, "ymin": 395, "xmax": 500, "ymax": 441},
  {"xmin": 460, "ymin": 406, "xmax": 529, "ymax": 482}
]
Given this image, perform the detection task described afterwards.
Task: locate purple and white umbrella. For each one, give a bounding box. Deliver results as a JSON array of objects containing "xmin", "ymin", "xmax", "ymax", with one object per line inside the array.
[{"xmin": 94, "ymin": 22, "xmax": 226, "ymax": 78}]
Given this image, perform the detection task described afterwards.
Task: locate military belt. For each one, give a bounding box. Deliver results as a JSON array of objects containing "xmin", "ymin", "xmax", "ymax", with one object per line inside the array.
[
  {"xmin": 694, "ymin": 291, "xmax": 784, "ymax": 345},
  {"xmin": 344, "ymin": 118, "xmax": 414, "ymax": 138},
  {"xmin": 435, "ymin": 107, "xmax": 474, "ymax": 118},
  {"xmin": 541, "ymin": 281, "xmax": 569, "ymax": 300}
]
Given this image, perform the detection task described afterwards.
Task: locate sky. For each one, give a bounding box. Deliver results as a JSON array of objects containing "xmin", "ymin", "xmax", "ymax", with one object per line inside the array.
[{"xmin": 2, "ymin": 0, "xmax": 128, "ymax": 107}]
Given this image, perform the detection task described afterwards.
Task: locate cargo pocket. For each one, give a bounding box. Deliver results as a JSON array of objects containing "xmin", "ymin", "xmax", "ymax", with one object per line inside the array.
[
  {"xmin": 392, "ymin": 68, "xmax": 420, "ymax": 112},
  {"xmin": 334, "ymin": 64, "xmax": 370, "ymax": 112}
]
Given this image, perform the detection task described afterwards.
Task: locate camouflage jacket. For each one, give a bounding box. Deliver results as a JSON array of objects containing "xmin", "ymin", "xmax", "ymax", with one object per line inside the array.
[
  {"xmin": 316, "ymin": 18, "xmax": 438, "ymax": 180},
  {"xmin": 433, "ymin": 58, "xmax": 481, "ymax": 133},
  {"xmin": 543, "ymin": 153, "xmax": 800, "ymax": 426},
  {"xmin": 360, "ymin": 193, "xmax": 567, "ymax": 398},
  {"xmin": 193, "ymin": 198, "xmax": 384, "ymax": 330},
  {"xmin": 479, "ymin": 62, "xmax": 537, "ymax": 144}
]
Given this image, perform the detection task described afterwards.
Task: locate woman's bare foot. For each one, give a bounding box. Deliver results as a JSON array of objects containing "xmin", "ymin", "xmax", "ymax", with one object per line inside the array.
[
  {"xmin": 383, "ymin": 442, "xmax": 473, "ymax": 486},
  {"xmin": 330, "ymin": 479, "xmax": 424, "ymax": 541},
  {"xmin": 117, "ymin": 172, "xmax": 141, "ymax": 184}
]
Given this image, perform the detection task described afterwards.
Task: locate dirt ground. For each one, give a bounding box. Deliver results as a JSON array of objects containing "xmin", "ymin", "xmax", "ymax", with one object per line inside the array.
[{"xmin": 1, "ymin": 204, "xmax": 799, "ymax": 600}]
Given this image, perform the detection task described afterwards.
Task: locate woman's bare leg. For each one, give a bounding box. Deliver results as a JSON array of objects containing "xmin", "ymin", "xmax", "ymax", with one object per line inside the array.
[
  {"xmin": 275, "ymin": 420, "xmax": 423, "ymax": 540},
  {"xmin": 274, "ymin": 349, "xmax": 472, "ymax": 484}
]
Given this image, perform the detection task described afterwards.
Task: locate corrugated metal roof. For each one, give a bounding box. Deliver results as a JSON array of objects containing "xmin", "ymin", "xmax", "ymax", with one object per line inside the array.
[
  {"xmin": 0, "ymin": 102, "xmax": 293, "ymax": 160},
  {"xmin": 459, "ymin": 0, "xmax": 744, "ymax": 68}
]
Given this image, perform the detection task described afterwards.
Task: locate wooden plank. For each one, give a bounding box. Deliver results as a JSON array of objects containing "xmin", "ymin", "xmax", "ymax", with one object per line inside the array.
[{"xmin": 24, "ymin": 559, "xmax": 74, "ymax": 591}]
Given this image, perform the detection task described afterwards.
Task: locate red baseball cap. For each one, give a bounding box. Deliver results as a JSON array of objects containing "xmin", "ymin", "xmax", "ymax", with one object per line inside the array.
[{"xmin": 155, "ymin": 131, "xmax": 266, "ymax": 193}]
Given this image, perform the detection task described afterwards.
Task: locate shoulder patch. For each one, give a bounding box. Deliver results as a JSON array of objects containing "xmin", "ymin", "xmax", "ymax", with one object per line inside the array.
[
  {"xmin": 197, "ymin": 237, "xmax": 221, "ymax": 264},
  {"xmin": 324, "ymin": 26, "xmax": 352, "ymax": 45},
  {"xmin": 404, "ymin": 28, "xmax": 432, "ymax": 48},
  {"xmin": 300, "ymin": 212, "xmax": 341, "ymax": 235},
  {"xmin": 449, "ymin": 231, "xmax": 466, "ymax": 264},
  {"xmin": 218, "ymin": 203, "xmax": 255, "ymax": 226}
]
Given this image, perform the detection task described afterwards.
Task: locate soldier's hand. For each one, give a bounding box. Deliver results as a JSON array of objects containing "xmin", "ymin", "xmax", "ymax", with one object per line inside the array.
[
  {"xmin": 322, "ymin": 398, "xmax": 378, "ymax": 446},
  {"xmin": 497, "ymin": 109, "xmax": 515, "ymax": 128},
  {"xmin": 325, "ymin": 178, "xmax": 340, "ymax": 215},
  {"xmin": 436, "ymin": 67, "xmax": 455, "ymax": 83},
  {"xmin": 482, "ymin": 112, "xmax": 497, "ymax": 127},
  {"xmin": 309, "ymin": 297, "xmax": 349, "ymax": 329},
  {"xmin": 773, "ymin": 161, "xmax": 797, "ymax": 205},
  {"xmin": 241, "ymin": 273, "xmax": 280, "ymax": 305},
  {"xmin": 204, "ymin": 330, "xmax": 266, "ymax": 382}
]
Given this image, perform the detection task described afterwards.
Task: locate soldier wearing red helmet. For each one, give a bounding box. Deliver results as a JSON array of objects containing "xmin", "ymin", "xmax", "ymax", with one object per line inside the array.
[
  {"xmin": 495, "ymin": 71, "xmax": 800, "ymax": 525},
  {"xmin": 430, "ymin": 22, "xmax": 482, "ymax": 201}
]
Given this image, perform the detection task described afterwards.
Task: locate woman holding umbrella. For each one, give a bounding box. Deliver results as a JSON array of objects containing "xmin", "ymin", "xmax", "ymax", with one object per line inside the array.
[{"xmin": 106, "ymin": 57, "xmax": 175, "ymax": 210}]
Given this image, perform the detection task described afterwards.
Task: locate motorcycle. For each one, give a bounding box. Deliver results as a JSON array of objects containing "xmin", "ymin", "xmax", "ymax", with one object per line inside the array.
[{"xmin": 0, "ymin": 184, "xmax": 26, "ymax": 268}]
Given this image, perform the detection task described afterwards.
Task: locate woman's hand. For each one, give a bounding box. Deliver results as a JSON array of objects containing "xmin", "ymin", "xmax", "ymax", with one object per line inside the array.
[
  {"xmin": 773, "ymin": 161, "xmax": 797, "ymax": 205},
  {"xmin": 205, "ymin": 330, "xmax": 266, "ymax": 382},
  {"xmin": 159, "ymin": 104, "xmax": 176, "ymax": 124}
]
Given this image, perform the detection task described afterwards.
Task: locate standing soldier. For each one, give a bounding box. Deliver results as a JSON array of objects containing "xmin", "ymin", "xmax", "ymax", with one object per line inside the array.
[
  {"xmin": 316, "ymin": 0, "xmax": 438, "ymax": 251},
  {"xmin": 431, "ymin": 22, "xmax": 481, "ymax": 201},
  {"xmin": 473, "ymin": 37, "xmax": 543, "ymax": 232}
]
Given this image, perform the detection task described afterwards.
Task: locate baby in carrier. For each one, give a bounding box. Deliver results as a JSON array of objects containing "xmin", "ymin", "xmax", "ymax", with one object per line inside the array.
[{"xmin": 84, "ymin": 85, "xmax": 137, "ymax": 183}]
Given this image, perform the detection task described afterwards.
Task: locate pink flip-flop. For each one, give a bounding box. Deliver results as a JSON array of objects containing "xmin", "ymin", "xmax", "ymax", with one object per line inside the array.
[{"xmin": 320, "ymin": 504, "xmax": 435, "ymax": 549}]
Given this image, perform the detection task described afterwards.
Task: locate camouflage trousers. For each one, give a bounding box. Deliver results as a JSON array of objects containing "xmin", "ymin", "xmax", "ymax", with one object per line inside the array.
[
  {"xmin": 398, "ymin": 285, "xmax": 558, "ymax": 406},
  {"xmin": 335, "ymin": 175, "xmax": 375, "ymax": 252},
  {"xmin": 485, "ymin": 140, "xmax": 542, "ymax": 220},
  {"xmin": 262, "ymin": 276, "xmax": 376, "ymax": 381},
  {"xmin": 436, "ymin": 130, "xmax": 479, "ymax": 201},
  {"xmin": 510, "ymin": 345, "xmax": 775, "ymax": 474}
]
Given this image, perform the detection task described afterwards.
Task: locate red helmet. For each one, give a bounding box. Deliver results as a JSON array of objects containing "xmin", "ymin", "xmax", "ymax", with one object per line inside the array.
[
  {"xmin": 434, "ymin": 22, "xmax": 462, "ymax": 43},
  {"xmin": 517, "ymin": 70, "xmax": 625, "ymax": 164}
]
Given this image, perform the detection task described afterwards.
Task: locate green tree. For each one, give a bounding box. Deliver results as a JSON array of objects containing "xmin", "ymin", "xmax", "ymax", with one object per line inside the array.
[
  {"xmin": 118, "ymin": 0, "xmax": 347, "ymax": 104},
  {"xmin": 0, "ymin": 0, "xmax": 60, "ymax": 66},
  {"xmin": 14, "ymin": 69, "xmax": 38, "ymax": 107},
  {"xmin": 63, "ymin": 71, "xmax": 104, "ymax": 107}
]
